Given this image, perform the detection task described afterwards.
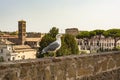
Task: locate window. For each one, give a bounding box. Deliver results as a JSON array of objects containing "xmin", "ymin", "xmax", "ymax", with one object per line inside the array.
[
  {"xmin": 102, "ymin": 43, "xmax": 104, "ymax": 46},
  {"xmin": 0, "ymin": 56, "xmax": 4, "ymax": 62},
  {"xmin": 1, "ymin": 49, "xmax": 3, "ymax": 53},
  {"xmin": 8, "ymin": 58, "xmax": 10, "ymax": 61},
  {"xmin": 99, "ymin": 43, "xmax": 101, "ymax": 46},
  {"xmin": 21, "ymin": 55, "xmax": 25, "ymax": 60},
  {"xmin": 12, "ymin": 57, "xmax": 15, "ymax": 61},
  {"xmin": 90, "ymin": 42, "xmax": 93, "ymax": 46},
  {"xmin": 112, "ymin": 43, "xmax": 114, "ymax": 46},
  {"xmin": 80, "ymin": 42, "xmax": 82, "ymax": 45},
  {"xmin": 9, "ymin": 48, "xmax": 11, "ymax": 50},
  {"xmin": 118, "ymin": 43, "xmax": 120, "ymax": 46}
]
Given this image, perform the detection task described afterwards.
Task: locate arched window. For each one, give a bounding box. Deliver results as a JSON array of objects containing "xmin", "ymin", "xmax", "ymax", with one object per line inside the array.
[
  {"xmin": 8, "ymin": 58, "xmax": 10, "ymax": 61},
  {"xmin": 1, "ymin": 49, "xmax": 3, "ymax": 53},
  {"xmin": 12, "ymin": 57, "xmax": 15, "ymax": 61}
]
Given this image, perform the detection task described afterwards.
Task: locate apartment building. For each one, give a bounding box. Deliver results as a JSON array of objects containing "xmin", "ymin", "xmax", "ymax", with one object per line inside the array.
[
  {"xmin": 77, "ymin": 35, "xmax": 120, "ymax": 52},
  {"xmin": 0, "ymin": 39, "xmax": 36, "ymax": 61}
]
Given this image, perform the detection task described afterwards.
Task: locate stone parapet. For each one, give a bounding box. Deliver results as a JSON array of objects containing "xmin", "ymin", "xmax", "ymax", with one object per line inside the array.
[{"xmin": 0, "ymin": 51, "xmax": 120, "ymax": 80}]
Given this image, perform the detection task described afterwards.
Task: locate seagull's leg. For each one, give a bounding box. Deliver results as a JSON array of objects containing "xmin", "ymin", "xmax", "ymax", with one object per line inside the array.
[
  {"xmin": 53, "ymin": 52, "xmax": 56, "ymax": 57},
  {"xmin": 52, "ymin": 50, "xmax": 57, "ymax": 57}
]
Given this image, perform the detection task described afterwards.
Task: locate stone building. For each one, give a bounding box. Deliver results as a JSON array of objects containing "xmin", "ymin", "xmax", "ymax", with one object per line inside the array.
[
  {"xmin": 65, "ymin": 28, "xmax": 79, "ymax": 36},
  {"xmin": 0, "ymin": 20, "xmax": 42, "ymax": 61},
  {"xmin": 0, "ymin": 38, "xmax": 36, "ymax": 61},
  {"xmin": 0, "ymin": 39, "xmax": 14, "ymax": 61},
  {"xmin": 77, "ymin": 35, "xmax": 120, "ymax": 52},
  {"xmin": 12, "ymin": 45, "xmax": 36, "ymax": 61},
  {"xmin": 6, "ymin": 20, "xmax": 41, "ymax": 48},
  {"xmin": 18, "ymin": 20, "xmax": 26, "ymax": 45},
  {"xmin": 25, "ymin": 38, "xmax": 41, "ymax": 48}
]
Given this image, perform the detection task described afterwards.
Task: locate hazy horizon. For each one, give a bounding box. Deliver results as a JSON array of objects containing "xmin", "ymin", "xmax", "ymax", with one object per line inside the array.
[{"xmin": 0, "ymin": 0, "xmax": 120, "ymax": 33}]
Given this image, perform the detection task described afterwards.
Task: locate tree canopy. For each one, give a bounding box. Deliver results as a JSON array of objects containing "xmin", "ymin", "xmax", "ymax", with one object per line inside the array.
[
  {"xmin": 103, "ymin": 29, "xmax": 120, "ymax": 38},
  {"xmin": 76, "ymin": 31, "xmax": 90, "ymax": 39},
  {"xmin": 37, "ymin": 27, "xmax": 58, "ymax": 58},
  {"xmin": 92, "ymin": 29, "xmax": 105, "ymax": 35},
  {"xmin": 10, "ymin": 31, "xmax": 18, "ymax": 35},
  {"xmin": 76, "ymin": 29, "xmax": 105, "ymax": 39},
  {"xmin": 56, "ymin": 34, "xmax": 79, "ymax": 56}
]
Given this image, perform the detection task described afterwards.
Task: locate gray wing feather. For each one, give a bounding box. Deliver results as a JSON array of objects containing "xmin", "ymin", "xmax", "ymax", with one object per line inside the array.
[{"xmin": 44, "ymin": 41, "xmax": 60, "ymax": 52}]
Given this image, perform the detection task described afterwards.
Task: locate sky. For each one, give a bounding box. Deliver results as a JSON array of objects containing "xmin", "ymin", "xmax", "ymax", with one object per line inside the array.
[{"xmin": 0, "ymin": 0, "xmax": 120, "ymax": 33}]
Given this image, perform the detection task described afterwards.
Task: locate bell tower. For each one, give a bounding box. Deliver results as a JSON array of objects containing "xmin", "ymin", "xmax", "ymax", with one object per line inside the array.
[{"xmin": 18, "ymin": 20, "xmax": 26, "ymax": 45}]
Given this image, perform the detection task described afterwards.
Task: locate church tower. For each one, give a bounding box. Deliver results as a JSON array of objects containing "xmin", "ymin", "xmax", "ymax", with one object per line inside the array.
[{"xmin": 18, "ymin": 20, "xmax": 26, "ymax": 45}]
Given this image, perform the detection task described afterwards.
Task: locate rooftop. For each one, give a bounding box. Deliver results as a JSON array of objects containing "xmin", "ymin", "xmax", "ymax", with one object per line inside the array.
[
  {"xmin": 26, "ymin": 38, "xmax": 41, "ymax": 42},
  {"xmin": 13, "ymin": 45, "xmax": 35, "ymax": 52},
  {"xmin": 0, "ymin": 39, "xmax": 14, "ymax": 45}
]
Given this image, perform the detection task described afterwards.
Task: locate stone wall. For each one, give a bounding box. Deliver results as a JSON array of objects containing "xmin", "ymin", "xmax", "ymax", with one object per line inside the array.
[{"xmin": 0, "ymin": 51, "xmax": 120, "ymax": 80}]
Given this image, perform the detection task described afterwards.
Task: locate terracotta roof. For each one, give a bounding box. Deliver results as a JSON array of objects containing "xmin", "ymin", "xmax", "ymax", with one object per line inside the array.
[
  {"xmin": 13, "ymin": 45, "xmax": 35, "ymax": 52},
  {"xmin": 13, "ymin": 45, "xmax": 31, "ymax": 49},
  {"xmin": 26, "ymin": 38, "xmax": 41, "ymax": 42},
  {"xmin": 0, "ymin": 39, "xmax": 14, "ymax": 45},
  {"xmin": 0, "ymin": 34, "xmax": 18, "ymax": 38}
]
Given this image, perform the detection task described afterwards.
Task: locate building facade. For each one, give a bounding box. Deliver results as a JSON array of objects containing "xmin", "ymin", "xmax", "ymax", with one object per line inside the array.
[
  {"xmin": 26, "ymin": 32, "xmax": 41, "ymax": 38},
  {"xmin": 0, "ymin": 39, "xmax": 36, "ymax": 61},
  {"xmin": 0, "ymin": 39, "xmax": 14, "ymax": 61},
  {"xmin": 4, "ymin": 20, "xmax": 41, "ymax": 48},
  {"xmin": 18, "ymin": 20, "xmax": 26, "ymax": 45},
  {"xmin": 0, "ymin": 20, "xmax": 42, "ymax": 61},
  {"xmin": 25, "ymin": 38, "xmax": 41, "ymax": 48},
  {"xmin": 65, "ymin": 28, "xmax": 79, "ymax": 36},
  {"xmin": 77, "ymin": 35, "xmax": 120, "ymax": 52}
]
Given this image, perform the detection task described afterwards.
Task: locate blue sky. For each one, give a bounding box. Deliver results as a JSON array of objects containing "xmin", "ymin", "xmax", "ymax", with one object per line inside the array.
[{"xmin": 0, "ymin": 0, "xmax": 120, "ymax": 33}]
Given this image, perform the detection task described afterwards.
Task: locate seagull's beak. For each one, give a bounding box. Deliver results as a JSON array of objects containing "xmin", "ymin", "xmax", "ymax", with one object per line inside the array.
[
  {"xmin": 60, "ymin": 34, "xmax": 62, "ymax": 37},
  {"xmin": 56, "ymin": 34, "xmax": 62, "ymax": 39}
]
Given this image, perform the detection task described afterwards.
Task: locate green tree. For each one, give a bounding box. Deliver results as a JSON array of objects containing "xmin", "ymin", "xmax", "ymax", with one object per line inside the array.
[
  {"xmin": 56, "ymin": 35, "xmax": 71, "ymax": 56},
  {"xmin": 0, "ymin": 30, "xmax": 4, "ymax": 35},
  {"xmin": 64, "ymin": 34, "xmax": 79, "ymax": 54},
  {"xmin": 91, "ymin": 29, "xmax": 105, "ymax": 41},
  {"xmin": 76, "ymin": 31, "xmax": 90, "ymax": 39},
  {"xmin": 57, "ymin": 34, "xmax": 79, "ymax": 56},
  {"xmin": 89, "ymin": 31, "xmax": 96, "ymax": 38},
  {"xmin": 103, "ymin": 29, "xmax": 120, "ymax": 49},
  {"xmin": 10, "ymin": 31, "xmax": 18, "ymax": 35},
  {"xmin": 92, "ymin": 29, "xmax": 104, "ymax": 35},
  {"xmin": 48, "ymin": 27, "xmax": 59, "ymax": 38},
  {"xmin": 36, "ymin": 27, "xmax": 59, "ymax": 58}
]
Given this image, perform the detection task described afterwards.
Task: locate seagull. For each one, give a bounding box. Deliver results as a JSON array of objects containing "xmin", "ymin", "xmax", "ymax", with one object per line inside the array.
[{"xmin": 41, "ymin": 34, "xmax": 62, "ymax": 54}]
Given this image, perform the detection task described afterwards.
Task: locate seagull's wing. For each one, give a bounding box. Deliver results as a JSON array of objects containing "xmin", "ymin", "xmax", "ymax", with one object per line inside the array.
[{"xmin": 43, "ymin": 41, "xmax": 60, "ymax": 52}]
